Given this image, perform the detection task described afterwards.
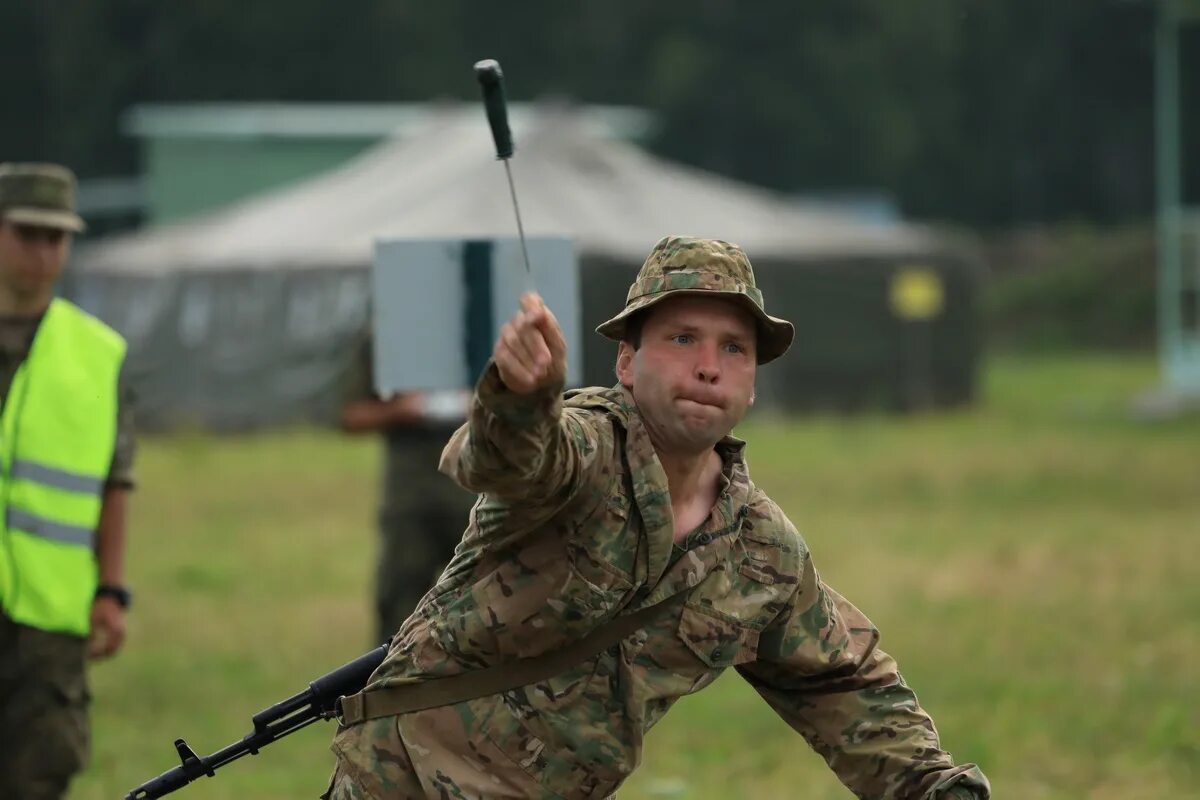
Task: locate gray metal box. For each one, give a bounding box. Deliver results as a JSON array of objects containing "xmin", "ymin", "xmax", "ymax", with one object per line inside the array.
[{"xmin": 372, "ymin": 237, "xmax": 581, "ymax": 393}]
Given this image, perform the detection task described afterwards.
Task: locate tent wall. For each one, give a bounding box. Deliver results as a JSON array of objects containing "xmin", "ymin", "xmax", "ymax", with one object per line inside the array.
[
  {"xmin": 63, "ymin": 267, "xmax": 370, "ymax": 431},
  {"xmin": 63, "ymin": 251, "xmax": 979, "ymax": 431},
  {"xmin": 578, "ymin": 254, "xmax": 981, "ymax": 413},
  {"xmin": 753, "ymin": 256, "xmax": 981, "ymax": 412}
]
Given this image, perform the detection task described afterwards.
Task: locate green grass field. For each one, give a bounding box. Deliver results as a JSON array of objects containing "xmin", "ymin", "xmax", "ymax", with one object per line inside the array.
[{"xmin": 72, "ymin": 353, "xmax": 1200, "ymax": 800}]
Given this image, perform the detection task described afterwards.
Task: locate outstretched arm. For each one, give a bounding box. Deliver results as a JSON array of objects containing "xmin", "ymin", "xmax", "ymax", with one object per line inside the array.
[{"xmin": 741, "ymin": 551, "xmax": 990, "ymax": 799}]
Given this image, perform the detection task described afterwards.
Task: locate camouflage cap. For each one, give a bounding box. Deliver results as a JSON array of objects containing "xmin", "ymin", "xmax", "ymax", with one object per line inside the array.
[
  {"xmin": 0, "ymin": 163, "xmax": 86, "ymax": 233},
  {"xmin": 596, "ymin": 235, "xmax": 794, "ymax": 363}
]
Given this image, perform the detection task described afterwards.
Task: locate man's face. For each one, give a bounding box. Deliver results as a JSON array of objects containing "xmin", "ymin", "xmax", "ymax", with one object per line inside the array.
[
  {"xmin": 0, "ymin": 220, "xmax": 71, "ymax": 302},
  {"xmin": 616, "ymin": 295, "xmax": 757, "ymax": 455}
]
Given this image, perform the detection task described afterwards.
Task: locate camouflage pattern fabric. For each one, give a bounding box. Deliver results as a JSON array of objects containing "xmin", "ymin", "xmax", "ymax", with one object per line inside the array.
[
  {"xmin": 595, "ymin": 235, "xmax": 794, "ymax": 363},
  {"xmin": 0, "ymin": 613, "xmax": 89, "ymax": 800},
  {"xmin": 326, "ymin": 364, "xmax": 990, "ymax": 799},
  {"xmin": 325, "ymin": 704, "xmax": 565, "ymax": 799}
]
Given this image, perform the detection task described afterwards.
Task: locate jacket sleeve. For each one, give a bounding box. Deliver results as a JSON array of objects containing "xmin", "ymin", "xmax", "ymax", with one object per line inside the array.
[
  {"xmin": 439, "ymin": 361, "xmax": 609, "ymax": 505},
  {"xmin": 739, "ymin": 550, "xmax": 991, "ymax": 799}
]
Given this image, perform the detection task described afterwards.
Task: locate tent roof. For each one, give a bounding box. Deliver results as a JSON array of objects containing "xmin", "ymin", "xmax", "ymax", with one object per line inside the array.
[{"xmin": 78, "ymin": 104, "xmax": 959, "ymax": 275}]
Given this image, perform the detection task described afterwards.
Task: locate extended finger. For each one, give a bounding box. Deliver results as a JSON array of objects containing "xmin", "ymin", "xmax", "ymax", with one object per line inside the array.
[
  {"xmin": 520, "ymin": 292, "xmax": 543, "ymax": 315},
  {"xmin": 535, "ymin": 303, "xmax": 567, "ymax": 362}
]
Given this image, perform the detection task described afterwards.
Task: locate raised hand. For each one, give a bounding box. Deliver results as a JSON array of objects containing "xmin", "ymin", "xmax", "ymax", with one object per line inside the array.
[{"xmin": 493, "ymin": 293, "xmax": 567, "ymax": 394}]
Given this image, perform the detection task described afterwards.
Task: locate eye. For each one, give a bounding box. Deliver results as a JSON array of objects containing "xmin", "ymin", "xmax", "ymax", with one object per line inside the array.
[
  {"xmin": 672, "ymin": 334, "xmax": 693, "ymax": 345},
  {"xmin": 724, "ymin": 341, "xmax": 745, "ymax": 354}
]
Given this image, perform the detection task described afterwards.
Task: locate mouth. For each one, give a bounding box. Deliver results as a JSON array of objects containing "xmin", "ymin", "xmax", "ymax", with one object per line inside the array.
[{"xmin": 678, "ymin": 395, "xmax": 724, "ymax": 411}]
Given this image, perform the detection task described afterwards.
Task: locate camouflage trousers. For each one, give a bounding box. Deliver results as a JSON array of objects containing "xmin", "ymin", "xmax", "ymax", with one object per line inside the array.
[
  {"xmin": 375, "ymin": 429, "xmax": 476, "ymax": 644},
  {"xmin": 0, "ymin": 612, "xmax": 90, "ymax": 800},
  {"xmin": 324, "ymin": 703, "xmax": 622, "ymax": 800},
  {"xmin": 325, "ymin": 706, "xmax": 545, "ymax": 799}
]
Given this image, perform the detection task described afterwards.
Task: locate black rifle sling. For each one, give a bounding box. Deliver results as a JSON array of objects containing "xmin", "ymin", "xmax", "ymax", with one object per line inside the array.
[{"xmin": 335, "ymin": 589, "xmax": 688, "ymax": 727}]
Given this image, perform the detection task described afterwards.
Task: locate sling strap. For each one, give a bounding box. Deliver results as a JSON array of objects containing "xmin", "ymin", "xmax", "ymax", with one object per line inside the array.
[{"xmin": 335, "ymin": 590, "xmax": 689, "ymax": 727}]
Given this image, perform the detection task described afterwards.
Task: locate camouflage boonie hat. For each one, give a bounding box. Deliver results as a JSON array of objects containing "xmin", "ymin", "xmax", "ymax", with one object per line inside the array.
[
  {"xmin": 0, "ymin": 163, "xmax": 86, "ymax": 233},
  {"xmin": 596, "ymin": 235, "xmax": 794, "ymax": 363}
]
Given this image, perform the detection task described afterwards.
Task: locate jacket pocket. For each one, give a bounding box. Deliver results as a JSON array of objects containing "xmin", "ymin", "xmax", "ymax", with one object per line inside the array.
[
  {"xmin": 436, "ymin": 532, "xmax": 633, "ymax": 663},
  {"xmin": 477, "ymin": 692, "xmax": 627, "ymax": 800},
  {"xmin": 676, "ymin": 602, "xmax": 759, "ymax": 668}
]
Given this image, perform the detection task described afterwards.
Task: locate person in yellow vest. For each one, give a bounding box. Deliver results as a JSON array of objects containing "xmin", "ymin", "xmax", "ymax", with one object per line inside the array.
[{"xmin": 0, "ymin": 163, "xmax": 136, "ymax": 799}]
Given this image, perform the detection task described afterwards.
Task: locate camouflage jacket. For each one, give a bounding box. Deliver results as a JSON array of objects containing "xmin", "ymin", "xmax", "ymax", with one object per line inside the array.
[{"xmin": 366, "ymin": 365, "xmax": 990, "ymax": 799}]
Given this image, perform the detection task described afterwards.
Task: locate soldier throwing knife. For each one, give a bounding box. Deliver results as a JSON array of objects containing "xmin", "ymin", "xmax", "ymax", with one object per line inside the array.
[{"xmin": 325, "ymin": 236, "xmax": 991, "ymax": 800}]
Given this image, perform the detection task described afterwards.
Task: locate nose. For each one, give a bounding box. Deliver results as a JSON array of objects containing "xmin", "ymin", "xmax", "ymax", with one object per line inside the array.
[
  {"xmin": 693, "ymin": 342, "xmax": 721, "ymax": 384},
  {"xmin": 34, "ymin": 240, "xmax": 60, "ymax": 266}
]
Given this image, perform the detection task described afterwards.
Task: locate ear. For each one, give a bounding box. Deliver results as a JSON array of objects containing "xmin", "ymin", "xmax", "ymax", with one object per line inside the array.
[{"xmin": 615, "ymin": 341, "xmax": 636, "ymax": 388}]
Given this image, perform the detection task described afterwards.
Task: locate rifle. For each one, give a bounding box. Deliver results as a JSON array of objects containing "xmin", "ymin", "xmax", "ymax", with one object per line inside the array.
[{"xmin": 124, "ymin": 643, "xmax": 388, "ymax": 799}]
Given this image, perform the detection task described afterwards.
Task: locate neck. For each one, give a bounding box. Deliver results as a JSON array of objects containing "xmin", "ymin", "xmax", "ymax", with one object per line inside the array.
[
  {"xmin": 655, "ymin": 444, "xmax": 718, "ymax": 503},
  {"xmin": 0, "ymin": 286, "xmax": 52, "ymax": 317}
]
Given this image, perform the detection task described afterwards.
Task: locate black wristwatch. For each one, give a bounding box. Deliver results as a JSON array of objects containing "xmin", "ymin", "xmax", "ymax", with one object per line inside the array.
[{"xmin": 95, "ymin": 584, "xmax": 133, "ymax": 610}]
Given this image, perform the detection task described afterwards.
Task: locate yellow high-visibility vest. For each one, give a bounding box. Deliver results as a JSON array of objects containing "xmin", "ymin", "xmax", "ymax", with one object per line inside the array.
[{"xmin": 0, "ymin": 298, "xmax": 125, "ymax": 636}]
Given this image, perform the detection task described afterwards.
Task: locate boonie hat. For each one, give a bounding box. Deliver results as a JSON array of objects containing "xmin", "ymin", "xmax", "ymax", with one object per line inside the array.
[{"xmin": 596, "ymin": 235, "xmax": 794, "ymax": 363}]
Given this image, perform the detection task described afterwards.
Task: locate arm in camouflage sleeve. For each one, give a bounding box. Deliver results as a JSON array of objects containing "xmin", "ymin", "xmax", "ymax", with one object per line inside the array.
[
  {"xmin": 739, "ymin": 544, "xmax": 991, "ymax": 799},
  {"xmin": 438, "ymin": 361, "xmax": 607, "ymax": 504}
]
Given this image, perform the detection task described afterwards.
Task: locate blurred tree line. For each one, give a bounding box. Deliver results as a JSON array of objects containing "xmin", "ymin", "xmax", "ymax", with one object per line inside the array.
[{"xmin": 1, "ymin": 0, "xmax": 1196, "ymax": 228}]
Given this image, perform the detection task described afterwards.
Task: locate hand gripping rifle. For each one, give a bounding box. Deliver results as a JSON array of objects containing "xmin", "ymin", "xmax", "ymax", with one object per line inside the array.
[{"xmin": 124, "ymin": 643, "xmax": 388, "ymax": 799}]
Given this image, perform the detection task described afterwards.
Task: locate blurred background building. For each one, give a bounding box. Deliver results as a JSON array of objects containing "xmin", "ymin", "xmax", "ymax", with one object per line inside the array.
[
  {"xmin": 66, "ymin": 103, "xmax": 980, "ymax": 428},
  {"xmin": 4, "ymin": 0, "xmax": 1197, "ymax": 422},
  {"xmin": 4, "ymin": 5, "xmax": 1198, "ymax": 798}
]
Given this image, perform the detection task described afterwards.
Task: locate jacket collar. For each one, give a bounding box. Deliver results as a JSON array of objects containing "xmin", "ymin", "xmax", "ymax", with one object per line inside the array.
[{"xmin": 565, "ymin": 385, "xmax": 753, "ymax": 584}]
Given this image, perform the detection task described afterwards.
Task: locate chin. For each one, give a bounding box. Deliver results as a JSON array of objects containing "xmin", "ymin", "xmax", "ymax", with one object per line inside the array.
[{"xmin": 673, "ymin": 420, "xmax": 726, "ymax": 448}]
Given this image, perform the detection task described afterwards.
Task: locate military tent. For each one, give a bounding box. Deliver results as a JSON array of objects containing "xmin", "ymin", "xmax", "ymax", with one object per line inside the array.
[{"xmin": 71, "ymin": 104, "xmax": 980, "ymax": 429}]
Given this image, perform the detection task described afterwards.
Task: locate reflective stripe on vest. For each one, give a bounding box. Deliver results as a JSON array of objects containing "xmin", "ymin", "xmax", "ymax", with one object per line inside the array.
[
  {"xmin": 11, "ymin": 458, "xmax": 105, "ymax": 495},
  {"xmin": 6, "ymin": 507, "xmax": 97, "ymax": 547},
  {"xmin": 0, "ymin": 298, "xmax": 125, "ymax": 636}
]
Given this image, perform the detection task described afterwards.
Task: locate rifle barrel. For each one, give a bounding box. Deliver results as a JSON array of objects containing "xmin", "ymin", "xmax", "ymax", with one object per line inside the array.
[{"xmin": 124, "ymin": 643, "xmax": 389, "ymax": 799}]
